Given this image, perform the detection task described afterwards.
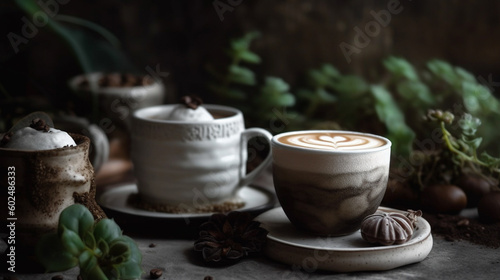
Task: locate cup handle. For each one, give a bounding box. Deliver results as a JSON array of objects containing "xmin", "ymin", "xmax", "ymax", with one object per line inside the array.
[{"xmin": 239, "ymin": 128, "xmax": 273, "ymax": 188}]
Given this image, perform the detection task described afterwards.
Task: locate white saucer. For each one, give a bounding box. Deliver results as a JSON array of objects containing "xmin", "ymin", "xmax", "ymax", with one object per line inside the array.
[
  {"xmin": 255, "ymin": 207, "xmax": 433, "ymax": 273},
  {"xmin": 98, "ymin": 183, "xmax": 276, "ymax": 220}
]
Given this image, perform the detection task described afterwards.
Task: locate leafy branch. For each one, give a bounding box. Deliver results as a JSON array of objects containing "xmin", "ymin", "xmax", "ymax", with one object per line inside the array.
[{"xmin": 426, "ymin": 109, "xmax": 500, "ymax": 181}]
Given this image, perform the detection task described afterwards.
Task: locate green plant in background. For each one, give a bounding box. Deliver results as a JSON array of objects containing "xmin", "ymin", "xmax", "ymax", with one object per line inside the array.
[
  {"xmin": 36, "ymin": 204, "xmax": 143, "ymax": 280},
  {"xmin": 207, "ymin": 31, "xmax": 296, "ymax": 128},
  {"xmin": 0, "ymin": 0, "xmax": 137, "ymax": 127},
  {"xmin": 207, "ymin": 32, "xmax": 500, "ymax": 159}
]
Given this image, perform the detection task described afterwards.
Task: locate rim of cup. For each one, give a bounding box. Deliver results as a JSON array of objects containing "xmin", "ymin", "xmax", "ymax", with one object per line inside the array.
[
  {"xmin": 272, "ymin": 130, "xmax": 392, "ymax": 154},
  {"xmin": 133, "ymin": 104, "xmax": 242, "ymax": 124}
]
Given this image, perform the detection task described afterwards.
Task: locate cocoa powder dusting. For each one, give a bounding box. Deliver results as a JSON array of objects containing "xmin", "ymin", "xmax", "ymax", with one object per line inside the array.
[
  {"xmin": 424, "ymin": 212, "xmax": 500, "ymax": 248},
  {"xmin": 73, "ymin": 176, "xmax": 106, "ymax": 221},
  {"xmin": 128, "ymin": 193, "xmax": 245, "ymax": 214}
]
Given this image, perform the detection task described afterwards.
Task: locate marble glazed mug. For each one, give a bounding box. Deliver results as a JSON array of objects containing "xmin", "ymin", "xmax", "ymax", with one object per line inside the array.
[
  {"xmin": 272, "ymin": 130, "xmax": 391, "ymax": 236},
  {"xmin": 131, "ymin": 104, "xmax": 272, "ymax": 213}
]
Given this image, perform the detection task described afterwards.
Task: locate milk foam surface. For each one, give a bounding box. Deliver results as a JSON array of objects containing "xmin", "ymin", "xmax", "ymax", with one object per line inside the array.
[{"xmin": 278, "ymin": 132, "xmax": 386, "ymax": 151}]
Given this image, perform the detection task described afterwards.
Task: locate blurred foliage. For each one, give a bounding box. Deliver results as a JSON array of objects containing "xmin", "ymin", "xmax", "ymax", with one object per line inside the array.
[
  {"xmin": 1, "ymin": 0, "xmax": 137, "ymax": 131},
  {"xmin": 207, "ymin": 32, "xmax": 500, "ymax": 158}
]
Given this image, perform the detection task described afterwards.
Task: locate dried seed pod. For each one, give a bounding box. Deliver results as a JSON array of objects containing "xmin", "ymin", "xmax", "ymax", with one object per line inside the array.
[{"xmin": 361, "ymin": 210, "xmax": 421, "ymax": 246}]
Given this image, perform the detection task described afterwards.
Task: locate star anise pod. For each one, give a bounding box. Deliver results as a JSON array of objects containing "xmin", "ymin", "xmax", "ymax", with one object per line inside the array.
[{"xmin": 194, "ymin": 211, "xmax": 268, "ymax": 264}]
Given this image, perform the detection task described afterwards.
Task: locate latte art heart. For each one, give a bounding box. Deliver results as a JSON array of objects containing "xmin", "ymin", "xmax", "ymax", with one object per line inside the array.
[{"xmin": 279, "ymin": 132, "xmax": 386, "ymax": 151}]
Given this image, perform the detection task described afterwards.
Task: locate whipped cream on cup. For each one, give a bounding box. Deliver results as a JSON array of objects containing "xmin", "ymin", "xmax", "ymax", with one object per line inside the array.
[
  {"xmin": 1, "ymin": 118, "xmax": 76, "ymax": 150},
  {"xmin": 166, "ymin": 95, "xmax": 214, "ymax": 121}
]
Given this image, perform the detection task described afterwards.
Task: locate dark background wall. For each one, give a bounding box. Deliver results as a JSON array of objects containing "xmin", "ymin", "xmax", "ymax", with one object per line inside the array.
[{"xmin": 1, "ymin": 0, "xmax": 500, "ymax": 113}]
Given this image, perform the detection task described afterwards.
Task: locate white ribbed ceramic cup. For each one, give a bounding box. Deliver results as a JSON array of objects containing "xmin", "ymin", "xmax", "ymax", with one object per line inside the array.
[
  {"xmin": 131, "ymin": 104, "xmax": 272, "ymax": 212},
  {"xmin": 272, "ymin": 130, "xmax": 391, "ymax": 236}
]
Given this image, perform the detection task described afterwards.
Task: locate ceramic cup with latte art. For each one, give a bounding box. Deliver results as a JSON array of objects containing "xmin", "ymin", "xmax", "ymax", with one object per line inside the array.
[{"xmin": 272, "ymin": 130, "xmax": 391, "ymax": 236}]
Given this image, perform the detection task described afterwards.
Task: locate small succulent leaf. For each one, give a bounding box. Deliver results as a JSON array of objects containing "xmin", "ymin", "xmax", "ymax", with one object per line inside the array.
[
  {"xmin": 61, "ymin": 226, "xmax": 85, "ymax": 256},
  {"xmin": 383, "ymin": 56, "xmax": 419, "ymax": 81},
  {"xmin": 93, "ymin": 219, "xmax": 122, "ymax": 244},
  {"xmin": 58, "ymin": 204, "xmax": 94, "ymax": 238},
  {"xmin": 427, "ymin": 59, "xmax": 459, "ymax": 87},
  {"xmin": 238, "ymin": 50, "xmax": 261, "ymax": 64},
  {"xmin": 307, "ymin": 69, "xmax": 328, "ymax": 87},
  {"xmin": 330, "ymin": 75, "xmax": 369, "ymax": 95},
  {"xmin": 276, "ymin": 93, "xmax": 296, "ymax": 107},
  {"xmin": 455, "ymin": 67, "xmax": 477, "ymax": 83},
  {"xmin": 97, "ymin": 238, "xmax": 110, "ymax": 256},
  {"xmin": 79, "ymin": 251, "xmax": 108, "ymax": 280},
  {"xmin": 370, "ymin": 85, "xmax": 415, "ymax": 157},
  {"xmin": 83, "ymin": 231, "xmax": 96, "ymax": 250},
  {"xmin": 108, "ymin": 240, "xmax": 130, "ymax": 260},
  {"xmin": 35, "ymin": 233, "xmax": 78, "ymax": 272},
  {"xmin": 114, "ymin": 259, "xmax": 144, "ymax": 280},
  {"xmin": 480, "ymin": 151, "xmax": 500, "ymax": 166},
  {"xmin": 396, "ymin": 80, "xmax": 434, "ymax": 105},
  {"xmin": 229, "ymin": 31, "xmax": 260, "ymax": 52},
  {"xmin": 118, "ymin": 235, "xmax": 143, "ymax": 264},
  {"xmin": 228, "ymin": 65, "xmax": 256, "ymax": 85},
  {"xmin": 316, "ymin": 88, "xmax": 337, "ymax": 103},
  {"xmin": 321, "ymin": 64, "xmax": 341, "ymax": 78}
]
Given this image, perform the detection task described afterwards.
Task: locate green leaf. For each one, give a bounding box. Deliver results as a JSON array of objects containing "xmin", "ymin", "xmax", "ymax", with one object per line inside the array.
[
  {"xmin": 316, "ymin": 88, "xmax": 337, "ymax": 103},
  {"xmin": 61, "ymin": 227, "xmax": 85, "ymax": 256},
  {"xmin": 260, "ymin": 77, "xmax": 295, "ymax": 107},
  {"xmin": 35, "ymin": 233, "xmax": 78, "ymax": 272},
  {"xmin": 230, "ymin": 31, "xmax": 260, "ymax": 52},
  {"xmin": 461, "ymin": 81, "xmax": 500, "ymax": 114},
  {"xmin": 98, "ymin": 239, "xmax": 110, "ymax": 256},
  {"xmin": 93, "ymin": 219, "xmax": 122, "ymax": 244},
  {"xmin": 238, "ymin": 50, "xmax": 261, "ymax": 64},
  {"xmin": 109, "ymin": 240, "xmax": 130, "ymax": 260},
  {"xmin": 262, "ymin": 77, "xmax": 290, "ymax": 93},
  {"xmin": 329, "ymin": 75, "xmax": 369, "ymax": 95},
  {"xmin": 79, "ymin": 250, "xmax": 109, "ymax": 280},
  {"xmin": 83, "ymin": 231, "xmax": 97, "ymax": 250},
  {"xmin": 15, "ymin": 0, "xmax": 136, "ymax": 73},
  {"xmin": 320, "ymin": 64, "xmax": 341, "ymax": 78},
  {"xmin": 277, "ymin": 93, "xmax": 296, "ymax": 107},
  {"xmin": 383, "ymin": 56, "xmax": 419, "ymax": 81},
  {"xmin": 396, "ymin": 80, "xmax": 434, "ymax": 105},
  {"xmin": 111, "ymin": 236, "xmax": 143, "ymax": 280},
  {"xmin": 228, "ymin": 65, "xmax": 256, "ymax": 85},
  {"xmin": 58, "ymin": 204, "xmax": 94, "ymax": 239},
  {"xmin": 455, "ymin": 67, "xmax": 477, "ymax": 83},
  {"xmin": 370, "ymin": 85, "xmax": 415, "ymax": 156},
  {"xmin": 307, "ymin": 69, "xmax": 329, "ymax": 88},
  {"xmin": 481, "ymin": 151, "xmax": 500, "ymax": 166},
  {"xmin": 427, "ymin": 59, "xmax": 460, "ymax": 88}
]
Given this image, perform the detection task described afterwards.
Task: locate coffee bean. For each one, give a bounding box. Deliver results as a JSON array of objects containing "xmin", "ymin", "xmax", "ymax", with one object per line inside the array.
[
  {"xmin": 52, "ymin": 275, "xmax": 64, "ymax": 280},
  {"xmin": 150, "ymin": 268, "xmax": 163, "ymax": 279},
  {"xmin": 149, "ymin": 243, "xmax": 156, "ymax": 248},
  {"xmin": 204, "ymin": 276, "xmax": 214, "ymax": 280}
]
